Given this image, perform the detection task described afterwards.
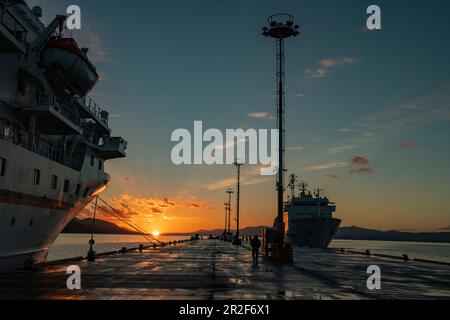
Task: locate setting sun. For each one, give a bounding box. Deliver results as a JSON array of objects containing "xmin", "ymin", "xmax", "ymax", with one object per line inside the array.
[{"xmin": 152, "ymin": 231, "xmax": 160, "ymax": 237}]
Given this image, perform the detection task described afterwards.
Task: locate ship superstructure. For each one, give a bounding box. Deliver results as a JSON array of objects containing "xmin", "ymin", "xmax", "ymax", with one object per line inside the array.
[
  {"xmin": 285, "ymin": 175, "xmax": 341, "ymax": 248},
  {"xmin": 0, "ymin": 0, "xmax": 127, "ymax": 271}
]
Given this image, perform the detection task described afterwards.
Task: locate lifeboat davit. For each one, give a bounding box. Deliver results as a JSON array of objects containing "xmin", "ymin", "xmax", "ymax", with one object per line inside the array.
[{"xmin": 40, "ymin": 37, "xmax": 99, "ymax": 97}]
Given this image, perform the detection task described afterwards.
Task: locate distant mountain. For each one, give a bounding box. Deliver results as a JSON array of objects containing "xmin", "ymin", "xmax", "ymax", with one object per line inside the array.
[
  {"xmin": 62, "ymin": 218, "xmax": 140, "ymax": 235},
  {"xmin": 63, "ymin": 220, "xmax": 450, "ymax": 243},
  {"xmin": 164, "ymin": 226, "xmax": 450, "ymax": 243},
  {"xmin": 335, "ymin": 226, "xmax": 450, "ymax": 243}
]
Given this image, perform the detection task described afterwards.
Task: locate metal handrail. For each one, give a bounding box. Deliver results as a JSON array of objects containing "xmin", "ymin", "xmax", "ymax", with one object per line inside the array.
[
  {"xmin": 75, "ymin": 95, "xmax": 109, "ymax": 127},
  {"xmin": 0, "ymin": 116, "xmax": 83, "ymax": 170}
]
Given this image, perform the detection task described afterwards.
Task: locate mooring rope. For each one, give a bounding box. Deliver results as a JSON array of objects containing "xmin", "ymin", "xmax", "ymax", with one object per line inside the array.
[{"xmin": 93, "ymin": 197, "xmax": 162, "ymax": 244}]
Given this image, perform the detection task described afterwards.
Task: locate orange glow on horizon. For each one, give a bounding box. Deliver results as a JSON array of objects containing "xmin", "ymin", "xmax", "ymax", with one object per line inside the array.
[{"xmin": 152, "ymin": 230, "xmax": 160, "ymax": 237}]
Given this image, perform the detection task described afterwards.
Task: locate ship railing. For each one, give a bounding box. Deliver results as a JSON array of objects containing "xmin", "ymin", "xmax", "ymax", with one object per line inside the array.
[
  {"xmin": 0, "ymin": 3, "xmax": 28, "ymax": 43},
  {"xmin": 74, "ymin": 95, "xmax": 109, "ymax": 127},
  {"xmin": 0, "ymin": 116, "xmax": 82, "ymax": 170},
  {"xmin": 54, "ymin": 98, "xmax": 80, "ymax": 126}
]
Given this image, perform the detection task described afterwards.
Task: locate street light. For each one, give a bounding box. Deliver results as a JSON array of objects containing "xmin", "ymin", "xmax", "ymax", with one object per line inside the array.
[{"xmin": 232, "ymin": 162, "xmax": 243, "ymax": 246}]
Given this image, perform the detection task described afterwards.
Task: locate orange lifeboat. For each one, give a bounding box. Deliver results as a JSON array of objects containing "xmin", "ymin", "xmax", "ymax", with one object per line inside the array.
[{"xmin": 40, "ymin": 37, "xmax": 99, "ymax": 97}]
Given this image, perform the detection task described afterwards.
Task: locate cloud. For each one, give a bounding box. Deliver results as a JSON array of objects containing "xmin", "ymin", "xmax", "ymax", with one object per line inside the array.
[
  {"xmin": 319, "ymin": 58, "xmax": 359, "ymax": 68},
  {"xmin": 329, "ymin": 145, "xmax": 356, "ymax": 154},
  {"xmin": 247, "ymin": 112, "xmax": 275, "ymax": 120},
  {"xmin": 438, "ymin": 226, "xmax": 450, "ymax": 231},
  {"xmin": 359, "ymin": 86, "xmax": 450, "ymax": 135},
  {"xmin": 82, "ymin": 29, "xmax": 112, "ymax": 64},
  {"xmin": 82, "ymin": 195, "xmax": 215, "ymax": 229},
  {"xmin": 349, "ymin": 156, "xmax": 374, "ymax": 174},
  {"xmin": 327, "ymin": 174, "xmax": 340, "ymax": 180},
  {"xmin": 397, "ymin": 141, "xmax": 416, "ymax": 150},
  {"xmin": 304, "ymin": 68, "xmax": 328, "ymax": 79},
  {"xmin": 349, "ymin": 156, "xmax": 370, "ymax": 165},
  {"xmin": 308, "ymin": 161, "xmax": 348, "ymax": 172},
  {"xmin": 287, "ymin": 146, "xmax": 305, "ymax": 152},
  {"xmin": 338, "ymin": 128, "xmax": 353, "ymax": 133},
  {"xmin": 350, "ymin": 167, "xmax": 374, "ymax": 174},
  {"xmin": 305, "ymin": 57, "xmax": 359, "ymax": 79},
  {"xmin": 207, "ymin": 176, "xmax": 272, "ymax": 191}
]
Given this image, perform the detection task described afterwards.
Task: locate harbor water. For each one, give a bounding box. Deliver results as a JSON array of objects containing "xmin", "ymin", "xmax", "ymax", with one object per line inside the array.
[{"xmin": 48, "ymin": 234, "xmax": 450, "ymax": 264}]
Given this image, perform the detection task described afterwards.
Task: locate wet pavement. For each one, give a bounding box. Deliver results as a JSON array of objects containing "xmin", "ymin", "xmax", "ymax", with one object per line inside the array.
[{"xmin": 0, "ymin": 239, "xmax": 449, "ymax": 300}]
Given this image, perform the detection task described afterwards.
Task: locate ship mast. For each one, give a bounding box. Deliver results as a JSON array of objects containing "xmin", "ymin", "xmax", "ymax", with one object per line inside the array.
[{"xmin": 288, "ymin": 174, "xmax": 298, "ymax": 200}]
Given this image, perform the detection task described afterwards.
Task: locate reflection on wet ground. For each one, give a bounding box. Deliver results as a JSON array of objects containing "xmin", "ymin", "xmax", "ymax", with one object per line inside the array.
[{"xmin": 0, "ymin": 240, "xmax": 449, "ymax": 300}]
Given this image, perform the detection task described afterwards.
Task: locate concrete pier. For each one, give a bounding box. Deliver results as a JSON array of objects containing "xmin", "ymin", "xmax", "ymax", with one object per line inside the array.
[{"xmin": 0, "ymin": 240, "xmax": 449, "ymax": 300}]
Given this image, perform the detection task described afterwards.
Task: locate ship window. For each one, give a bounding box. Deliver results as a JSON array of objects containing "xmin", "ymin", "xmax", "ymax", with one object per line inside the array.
[
  {"xmin": 29, "ymin": 219, "xmax": 34, "ymax": 227},
  {"xmin": 83, "ymin": 188, "xmax": 90, "ymax": 198},
  {"xmin": 51, "ymin": 175, "xmax": 58, "ymax": 190},
  {"xmin": 10, "ymin": 217, "xmax": 15, "ymax": 226},
  {"xmin": 90, "ymin": 156, "xmax": 95, "ymax": 166},
  {"xmin": 63, "ymin": 179, "xmax": 70, "ymax": 193},
  {"xmin": 98, "ymin": 160, "xmax": 103, "ymax": 170},
  {"xmin": 75, "ymin": 184, "xmax": 81, "ymax": 196},
  {"xmin": 0, "ymin": 158, "xmax": 6, "ymax": 176},
  {"xmin": 33, "ymin": 169, "xmax": 41, "ymax": 185}
]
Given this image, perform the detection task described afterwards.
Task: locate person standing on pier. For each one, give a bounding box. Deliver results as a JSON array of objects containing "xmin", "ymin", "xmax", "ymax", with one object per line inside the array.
[{"xmin": 251, "ymin": 235, "xmax": 261, "ymax": 266}]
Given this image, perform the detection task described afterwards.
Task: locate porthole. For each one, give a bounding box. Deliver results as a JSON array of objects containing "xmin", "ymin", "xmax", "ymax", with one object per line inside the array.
[
  {"xmin": 29, "ymin": 219, "xmax": 34, "ymax": 227},
  {"xmin": 10, "ymin": 217, "xmax": 15, "ymax": 226}
]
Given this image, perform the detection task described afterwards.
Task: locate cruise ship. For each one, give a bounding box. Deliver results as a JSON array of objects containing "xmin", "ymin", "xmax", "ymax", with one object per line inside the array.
[
  {"xmin": 285, "ymin": 175, "xmax": 341, "ymax": 248},
  {"xmin": 0, "ymin": 1, "xmax": 127, "ymax": 271}
]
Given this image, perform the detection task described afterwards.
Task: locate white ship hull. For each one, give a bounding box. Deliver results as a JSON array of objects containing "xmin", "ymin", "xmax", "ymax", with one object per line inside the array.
[
  {"xmin": 0, "ymin": 1, "xmax": 126, "ymax": 273},
  {"xmin": 286, "ymin": 218, "xmax": 341, "ymax": 249},
  {"xmin": 0, "ymin": 139, "xmax": 108, "ymax": 272}
]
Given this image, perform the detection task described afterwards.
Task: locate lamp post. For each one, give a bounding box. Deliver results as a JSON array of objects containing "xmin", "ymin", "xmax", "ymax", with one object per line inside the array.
[
  {"xmin": 226, "ymin": 188, "xmax": 234, "ymax": 238},
  {"xmin": 224, "ymin": 202, "xmax": 228, "ymax": 239},
  {"xmin": 262, "ymin": 14, "xmax": 300, "ymax": 242},
  {"xmin": 232, "ymin": 162, "xmax": 243, "ymax": 245}
]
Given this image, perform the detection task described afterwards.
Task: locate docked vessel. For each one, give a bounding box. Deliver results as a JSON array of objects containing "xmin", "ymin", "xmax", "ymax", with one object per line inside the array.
[
  {"xmin": 285, "ymin": 175, "xmax": 341, "ymax": 248},
  {"xmin": 0, "ymin": 1, "xmax": 127, "ymax": 271}
]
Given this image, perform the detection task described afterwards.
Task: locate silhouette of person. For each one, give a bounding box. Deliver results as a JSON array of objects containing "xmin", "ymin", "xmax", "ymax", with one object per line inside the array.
[{"xmin": 250, "ymin": 235, "xmax": 261, "ymax": 266}]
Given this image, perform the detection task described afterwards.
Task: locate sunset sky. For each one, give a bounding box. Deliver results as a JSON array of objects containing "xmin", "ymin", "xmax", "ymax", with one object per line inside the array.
[{"xmin": 32, "ymin": 0, "xmax": 450, "ymax": 234}]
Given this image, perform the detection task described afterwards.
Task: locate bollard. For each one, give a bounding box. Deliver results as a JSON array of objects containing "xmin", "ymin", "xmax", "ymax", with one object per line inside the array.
[{"xmin": 87, "ymin": 239, "xmax": 96, "ymax": 262}]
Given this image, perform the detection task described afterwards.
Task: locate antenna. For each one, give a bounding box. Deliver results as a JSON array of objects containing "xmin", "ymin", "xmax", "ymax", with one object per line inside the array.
[
  {"xmin": 288, "ymin": 174, "xmax": 298, "ymax": 199},
  {"xmin": 299, "ymin": 181, "xmax": 308, "ymax": 195},
  {"xmin": 315, "ymin": 188, "xmax": 324, "ymax": 198}
]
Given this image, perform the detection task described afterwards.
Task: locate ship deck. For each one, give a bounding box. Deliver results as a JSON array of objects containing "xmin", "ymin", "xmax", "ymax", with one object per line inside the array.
[{"xmin": 0, "ymin": 239, "xmax": 449, "ymax": 300}]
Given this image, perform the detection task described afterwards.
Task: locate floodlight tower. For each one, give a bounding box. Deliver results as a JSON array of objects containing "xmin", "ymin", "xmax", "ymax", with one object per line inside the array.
[{"xmin": 262, "ymin": 14, "xmax": 299, "ymax": 241}]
